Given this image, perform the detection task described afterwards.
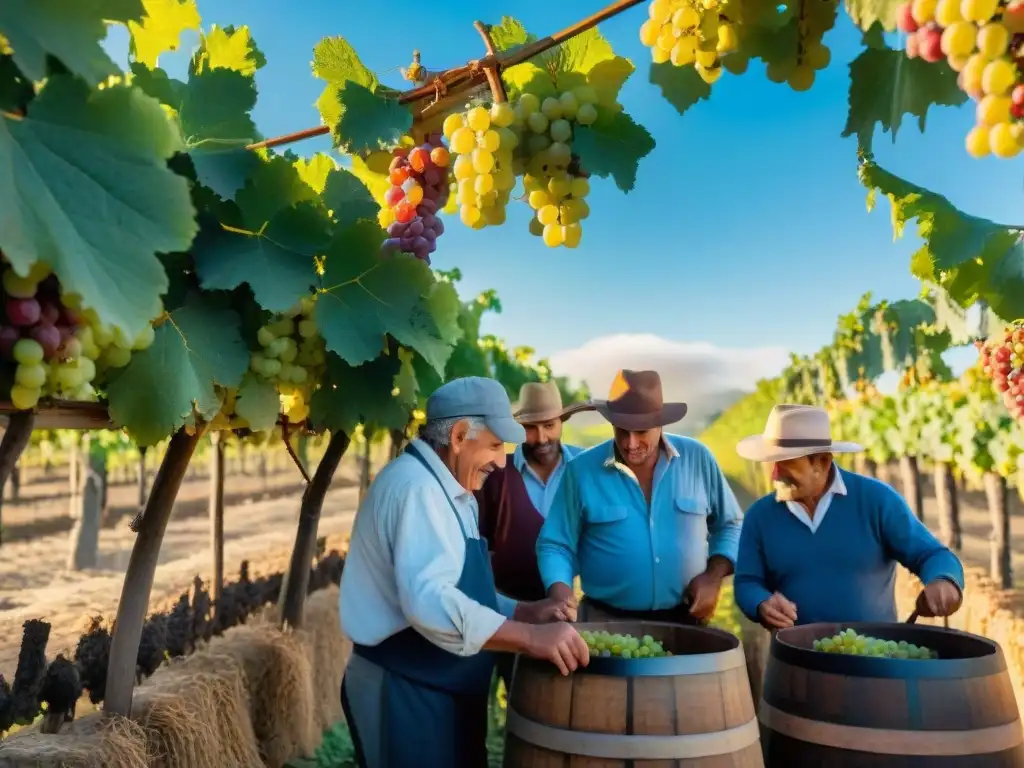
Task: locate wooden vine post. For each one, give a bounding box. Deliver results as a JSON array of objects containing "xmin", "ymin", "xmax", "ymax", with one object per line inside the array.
[
  {"xmin": 933, "ymin": 461, "xmax": 962, "ymax": 551},
  {"xmin": 104, "ymin": 427, "xmax": 201, "ymax": 716},
  {"xmin": 209, "ymin": 431, "xmax": 226, "ymax": 605},
  {"xmin": 899, "ymin": 454, "xmax": 925, "ymax": 521},
  {"xmin": 278, "ymin": 430, "xmax": 350, "ymax": 629},
  {"xmin": 0, "ymin": 412, "xmax": 34, "ymax": 547},
  {"xmin": 985, "ymin": 470, "xmax": 1012, "ymax": 588},
  {"xmin": 137, "ymin": 445, "xmax": 148, "ymax": 510}
]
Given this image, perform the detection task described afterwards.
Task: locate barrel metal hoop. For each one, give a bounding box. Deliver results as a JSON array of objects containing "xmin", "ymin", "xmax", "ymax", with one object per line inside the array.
[
  {"xmin": 759, "ymin": 701, "xmax": 1024, "ymax": 756},
  {"xmin": 581, "ymin": 645, "xmax": 747, "ymax": 677},
  {"xmin": 506, "ymin": 708, "xmax": 760, "ymax": 760}
]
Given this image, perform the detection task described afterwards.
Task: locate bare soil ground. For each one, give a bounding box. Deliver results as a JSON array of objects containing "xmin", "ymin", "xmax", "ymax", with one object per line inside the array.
[{"xmin": 0, "ymin": 460, "xmax": 365, "ymax": 680}]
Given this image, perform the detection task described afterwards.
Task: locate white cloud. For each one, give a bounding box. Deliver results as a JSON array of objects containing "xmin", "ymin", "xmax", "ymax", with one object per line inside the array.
[{"xmin": 549, "ymin": 333, "xmax": 791, "ymax": 401}]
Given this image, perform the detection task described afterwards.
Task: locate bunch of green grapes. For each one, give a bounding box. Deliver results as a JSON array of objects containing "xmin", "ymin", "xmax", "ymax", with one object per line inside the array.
[
  {"xmin": 247, "ymin": 296, "xmax": 326, "ymax": 426},
  {"xmin": 813, "ymin": 628, "xmax": 939, "ymax": 659},
  {"xmin": 2, "ymin": 260, "xmax": 157, "ymax": 410},
  {"xmin": 578, "ymin": 630, "xmax": 675, "ymax": 659},
  {"xmin": 442, "ymin": 103, "xmax": 521, "ymax": 229},
  {"xmin": 639, "ymin": 0, "xmax": 741, "ymax": 84},
  {"xmin": 514, "ymin": 89, "xmax": 596, "ymax": 248},
  {"xmin": 763, "ymin": 0, "xmax": 837, "ymax": 91}
]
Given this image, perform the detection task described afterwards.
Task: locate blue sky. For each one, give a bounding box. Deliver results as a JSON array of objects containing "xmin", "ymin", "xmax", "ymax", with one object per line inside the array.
[{"xmin": 105, "ymin": 1, "xmax": 1019, "ymax": 383}]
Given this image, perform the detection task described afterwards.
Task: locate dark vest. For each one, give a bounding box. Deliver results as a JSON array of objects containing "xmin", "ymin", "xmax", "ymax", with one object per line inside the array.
[{"xmin": 475, "ymin": 455, "xmax": 547, "ymax": 602}]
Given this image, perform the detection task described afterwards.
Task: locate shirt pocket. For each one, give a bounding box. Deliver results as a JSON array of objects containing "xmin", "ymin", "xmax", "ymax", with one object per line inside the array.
[
  {"xmin": 585, "ymin": 505, "xmax": 629, "ymax": 526},
  {"xmin": 674, "ymin": 497, "xmax": 710, "ymax": 569}
]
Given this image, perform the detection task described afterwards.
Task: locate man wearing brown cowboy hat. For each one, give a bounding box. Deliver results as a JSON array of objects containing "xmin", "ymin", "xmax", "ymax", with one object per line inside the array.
[
  {"xmin": 537, "ymin": 369, "xmax": 744, "ymax": 626},
  {"xmin": 733, "ymin": 404, "xmax": 964, "ymax": 630},
  {"xmin": 476, "ymin": 381, "xmax": 593, "ymax": 688}
]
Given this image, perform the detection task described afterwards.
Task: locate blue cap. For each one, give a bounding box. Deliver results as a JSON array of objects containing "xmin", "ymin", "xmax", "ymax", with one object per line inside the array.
[{"xmin": 426, "ymin": 377, "xmax": 526, "ymax": 444}]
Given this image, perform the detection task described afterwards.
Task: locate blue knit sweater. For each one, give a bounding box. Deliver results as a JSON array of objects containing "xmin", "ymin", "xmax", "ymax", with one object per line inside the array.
[{"xmin": 734, "ymin": 470, "xmax": 965, "ymax": 625}]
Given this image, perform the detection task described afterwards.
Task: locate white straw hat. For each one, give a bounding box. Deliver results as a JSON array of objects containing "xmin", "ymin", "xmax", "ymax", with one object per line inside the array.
[{"xmin": 736, "ymin": 404, "xmax": 863, "ymax": 463}]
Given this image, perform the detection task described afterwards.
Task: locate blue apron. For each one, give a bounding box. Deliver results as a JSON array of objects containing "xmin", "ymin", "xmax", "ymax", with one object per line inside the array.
[{"xmin": 342, "ymin": 443, "xmax": 499, "ymax": 768}]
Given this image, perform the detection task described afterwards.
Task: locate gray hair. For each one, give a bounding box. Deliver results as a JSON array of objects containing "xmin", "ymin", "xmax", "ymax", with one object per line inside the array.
[{"xmin": 419, "ymin": 416, "xmax": 487, "ymax": 449}]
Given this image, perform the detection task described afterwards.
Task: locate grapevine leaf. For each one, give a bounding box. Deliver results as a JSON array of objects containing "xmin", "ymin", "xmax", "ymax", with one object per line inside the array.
[
  {"xmin": 128, "ymin": 0, "xmax": 201, "ymax": 69},
  {"xmin": 294, "ymin": 154, "xmax": 337, "ymax": 194},
  {"xmin": 348, "ymin": 152, "xmax": 392, "ymax": 205},
  {"xmin": 323, "ymin": 168, "xmax": 379, "ymax": 229},
  {"xmin": 0, "ymin": 0, "xmax": 143, "ymax": 85},
  {"xmin": 843, "ymin": 41, "xmax": 965, "ymax": 151},
  {"xmin": 129, "ymin": 62, "xmax": 186, "ymax": 108},
  {"xmin": 0, "ymin": 55, "xmax": 33, "ymax": 113},
  {"xmin": 573, "ymin": 112, "xmax": 655, "ymax": 193},
  {"xmin": 192, "ymin": 204, "xmax": 329, "ymax": 313},
  {"xmin": 314, "ymin": 222, "xmax": 461, "ymax": 373},
  {"xmin": 235, "ymin": 153, "xmax": 322, "ymax": 225},
  {"xmin": 844, "ymin": 0, "xmax": 903, "ymax": 32},
  {"xmin": 190, "ymin": 24, "xmax": 266, "ymax": 76},
  {"xmin": 313, "ymin": 36, "xmax": 378, "ymax": 138},
  {"xmin": 488, "ymin": 17, "xmax": 533, "ymax": 53},
  {"xmin": 107, "ymin": 295, "xmax": 249, "ymax": 445},
  {"xmin": 0, "ymin": 75, "xmax": 195, "ymax": 340},
  {"xmin": 333, "ymin": 81, "xmax": 412, "ymax": 155},
  {"xmin": 187, "ymin": 147, "xmax": 259, "ymax": 200},
  {"xmin": 310, "ymin": 353, "xmax": 412, "ymax": 433},
  {"xmin": 234, "ymin": 372, "xmax": 280, "ymax": 432},
  {"xmin": 588, "ymin": 57, "xmax": 635, "ymax": 107},
  {"xmin": 546, "ymin": 28, "xmax": 614, "ymax": 78},
  {"xmin": 859, "ymin": 158, "xmax": 1024, "ymax": 320},
  {"xmin": 502, "ymin": 62, "xmax": 555, "ymax": 101},
  {"xmin": 648, "ymin": 62, "xmax": 711, "ymax": 117},
  {"xmin": 179, "ymin": 67, "xmax": 259, "ymax": 145},
  {"xmin": 394, "ymin": 347, "xmax": 420, "ymax": 409}
]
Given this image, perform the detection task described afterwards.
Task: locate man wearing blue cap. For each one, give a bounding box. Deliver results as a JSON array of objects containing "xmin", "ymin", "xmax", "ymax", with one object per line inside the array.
[{"xmin": 339, "ymin": 376, "xmax": 589, "ymax": 768}]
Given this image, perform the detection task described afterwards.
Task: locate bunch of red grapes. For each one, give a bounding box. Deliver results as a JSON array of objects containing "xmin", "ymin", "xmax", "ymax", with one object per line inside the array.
[
  {"xmin": 380, "ymin": 134, "xmax": 451, "ymax": 263},
  {"xmin": 977, "ymin": 321, "xmax": 1024, "ymax": 421}
]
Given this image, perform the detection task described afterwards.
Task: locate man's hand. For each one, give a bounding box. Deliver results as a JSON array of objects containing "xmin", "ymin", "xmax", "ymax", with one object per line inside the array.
[
  {"xmin": 685, "ymin": 571, "xmax": 725, "ymax": 620},
  {"xmin": 757, "ymin": 592, "xmax": 798, "ymax": 630},
  {"xmin": 524, "ymin": 622, "xmax": 590, "ymax": 676},
  {"xmin": 918, "ymin": 579, "xmax": 961, "ymax": 618},
  {"xmin": 515, "ymin": 596, "xmax": 577, "ymax": 624},
  {"xmin": 546, "ymin": 582, "xmax": 579, "ymax": 615}
]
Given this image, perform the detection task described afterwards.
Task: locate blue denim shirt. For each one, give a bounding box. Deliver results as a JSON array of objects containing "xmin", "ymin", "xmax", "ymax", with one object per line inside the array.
[{"xmin": 536, "ymin": 434, "xmax": 744, "ymax": 611}]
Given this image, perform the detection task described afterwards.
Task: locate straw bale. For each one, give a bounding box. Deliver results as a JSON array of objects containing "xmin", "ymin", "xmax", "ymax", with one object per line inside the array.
[
  {"xmin": 132, "ymin": 650, "xmax": 262, "ymax": 768},
  {"xmin": 0, "ymin": 712, "xmax": 147, "ymax": 768},
  {"xmin": 302, "ymin": 586, "xmax": 350, "ymax": 733},
  {"xmin": 207, "ymin": 623, "xmax": 317, "ymax": 767}
]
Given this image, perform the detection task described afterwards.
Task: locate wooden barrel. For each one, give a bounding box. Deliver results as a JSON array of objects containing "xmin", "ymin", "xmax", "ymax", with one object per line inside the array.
[
  {"xmin": 503, "ymin": 621, "xmax": 763, "ymax": 767},
  {"xmin": 759, "ymin": 622, "xmax": 1024, "ymax": 766}
]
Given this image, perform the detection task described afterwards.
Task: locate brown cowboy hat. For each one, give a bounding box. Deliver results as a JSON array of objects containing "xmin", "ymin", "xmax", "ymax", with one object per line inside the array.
[
  {"xmin": 513, "ymin": 381, "xmax": 594, "ymax": 424},
  {"xmin": 593, "ymin": 369, "xmax": 687, "ymax": 431}
]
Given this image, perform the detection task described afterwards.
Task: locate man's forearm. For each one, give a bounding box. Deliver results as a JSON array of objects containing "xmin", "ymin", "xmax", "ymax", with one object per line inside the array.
[
  {"xmin": 484, "ymin": 619, "xmax": 533, "ymax": 653},
  {"xmin": 705, "ymin": 554, "xmax": 734, "ymax": 579}
]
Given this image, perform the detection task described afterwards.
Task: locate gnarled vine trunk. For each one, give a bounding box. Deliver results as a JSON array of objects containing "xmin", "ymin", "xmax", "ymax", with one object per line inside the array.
[
  {"xmin": 104, "ymin": 429, "xmax": 200, "ymax": 716},
  {"xmin": 0, "ymin": 413, "xmax": 34, "ymax": 547},
  {"xmin": 934, "ymin": 462, "xmax": 962, "ymax": 551},
  {"xmin": 358, "ymin": 437, "xmax": 372, "ymax": 505},
  {"xmin": 899, "ymin": 455, "xmax": 924, "ymax": 521},
  {"xmin": 279, "ymin": 430, "xmax": 350, "ymax": 629},
  {"xmin": 137, "ymin": 446, "xmax": 148, "ymax": 510},
  {"xmin": 984, "ymin": 471, "xmax": 1012, "ymax": 589}
]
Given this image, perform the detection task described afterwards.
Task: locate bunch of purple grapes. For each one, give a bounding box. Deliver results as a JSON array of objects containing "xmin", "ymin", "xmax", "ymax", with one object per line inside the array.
[
  {"xmin": 0, "ymin": 263, "xmax": 80, "ymax": 362},
  {"xmin": 380, "ymin": 133, "xmax": 451, "ymax": 264}
]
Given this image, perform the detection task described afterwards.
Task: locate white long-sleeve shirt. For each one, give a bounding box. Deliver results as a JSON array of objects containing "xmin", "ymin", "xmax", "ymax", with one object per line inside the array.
[{"xmin": 339, "ymin": 439, "xmax": 517, "ymax": 656}]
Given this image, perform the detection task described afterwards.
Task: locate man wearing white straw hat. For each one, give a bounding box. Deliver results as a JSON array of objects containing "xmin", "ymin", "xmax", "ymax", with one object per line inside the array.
[
  {"xmin": 476, "ymin": 381, "xmax": 593, "ymax": 690},
  {"xmin": 733, "ymin": 404, "xmax": 965, "ymax": 630}
]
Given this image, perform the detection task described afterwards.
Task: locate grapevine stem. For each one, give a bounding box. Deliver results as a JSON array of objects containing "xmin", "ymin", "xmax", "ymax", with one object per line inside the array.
[
  {"xmin": 247, "ymin": 0, "xmax": 646, "ymax": 152},
  {"xmin": 281, "ymin": 418, "xmax": 312, "ymax": 485},
  {"xmin": 473, "ymin": 21, "xmax": 507, "ymax": 104}
]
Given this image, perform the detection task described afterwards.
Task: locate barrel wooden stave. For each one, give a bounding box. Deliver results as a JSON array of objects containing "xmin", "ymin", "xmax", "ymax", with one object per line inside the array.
[
  {"xmin": 759, "ymin": 622, "xmax": 1024, "ymax": 767},
  {"xmin": 504, "ymin": 621, "xmax": 764, "ymax": 768}
]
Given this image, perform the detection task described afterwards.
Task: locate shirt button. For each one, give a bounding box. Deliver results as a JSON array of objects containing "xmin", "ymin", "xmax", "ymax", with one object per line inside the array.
[{"xmin": 655, "ymin": 557, "xmax": 660, "ymax": 564}]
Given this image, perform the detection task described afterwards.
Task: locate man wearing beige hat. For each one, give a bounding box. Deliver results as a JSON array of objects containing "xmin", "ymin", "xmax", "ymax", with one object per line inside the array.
[
  {"xmin": 733, "ymin": 404, "xmax": 964, "ymax": 630},
  {"xmin": 476, "ymin": 381, "xmax": 592, "ymax": 689},
  {"xmin": 538, "ymin": 369, "xmax": 744, "ymax": 626}
]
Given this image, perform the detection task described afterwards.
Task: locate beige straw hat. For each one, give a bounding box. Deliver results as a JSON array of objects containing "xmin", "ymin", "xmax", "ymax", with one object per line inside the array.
[{"xmin": 736, "ymin": 404, "xmax": 863, "ymax": 463}]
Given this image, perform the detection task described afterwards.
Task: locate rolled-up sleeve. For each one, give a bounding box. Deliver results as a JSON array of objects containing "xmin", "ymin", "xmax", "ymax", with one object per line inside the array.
[
  {"xmin": 391, "ymin": 485, "xmax": 506, "ymax": 656},
  {"xmin": 537, "ymin": 462, "xmax": 582, "ymax": 590},
  {"xmin": 702, "ymin": 449, "xmax": 743, "ymax": 564}
]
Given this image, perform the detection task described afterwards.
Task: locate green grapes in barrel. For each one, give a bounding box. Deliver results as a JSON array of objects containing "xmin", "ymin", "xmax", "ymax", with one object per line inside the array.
[
  {"xmin": 1, "ymin": 259, "xmax": 157, "ymax": 410},
  {"xmin": 579, "ymin": 630, "xmax": 674, "ymax": 658},
  {"xmin": 812, "ymin": 628, "xmax": 939, "ymax": 659}
]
